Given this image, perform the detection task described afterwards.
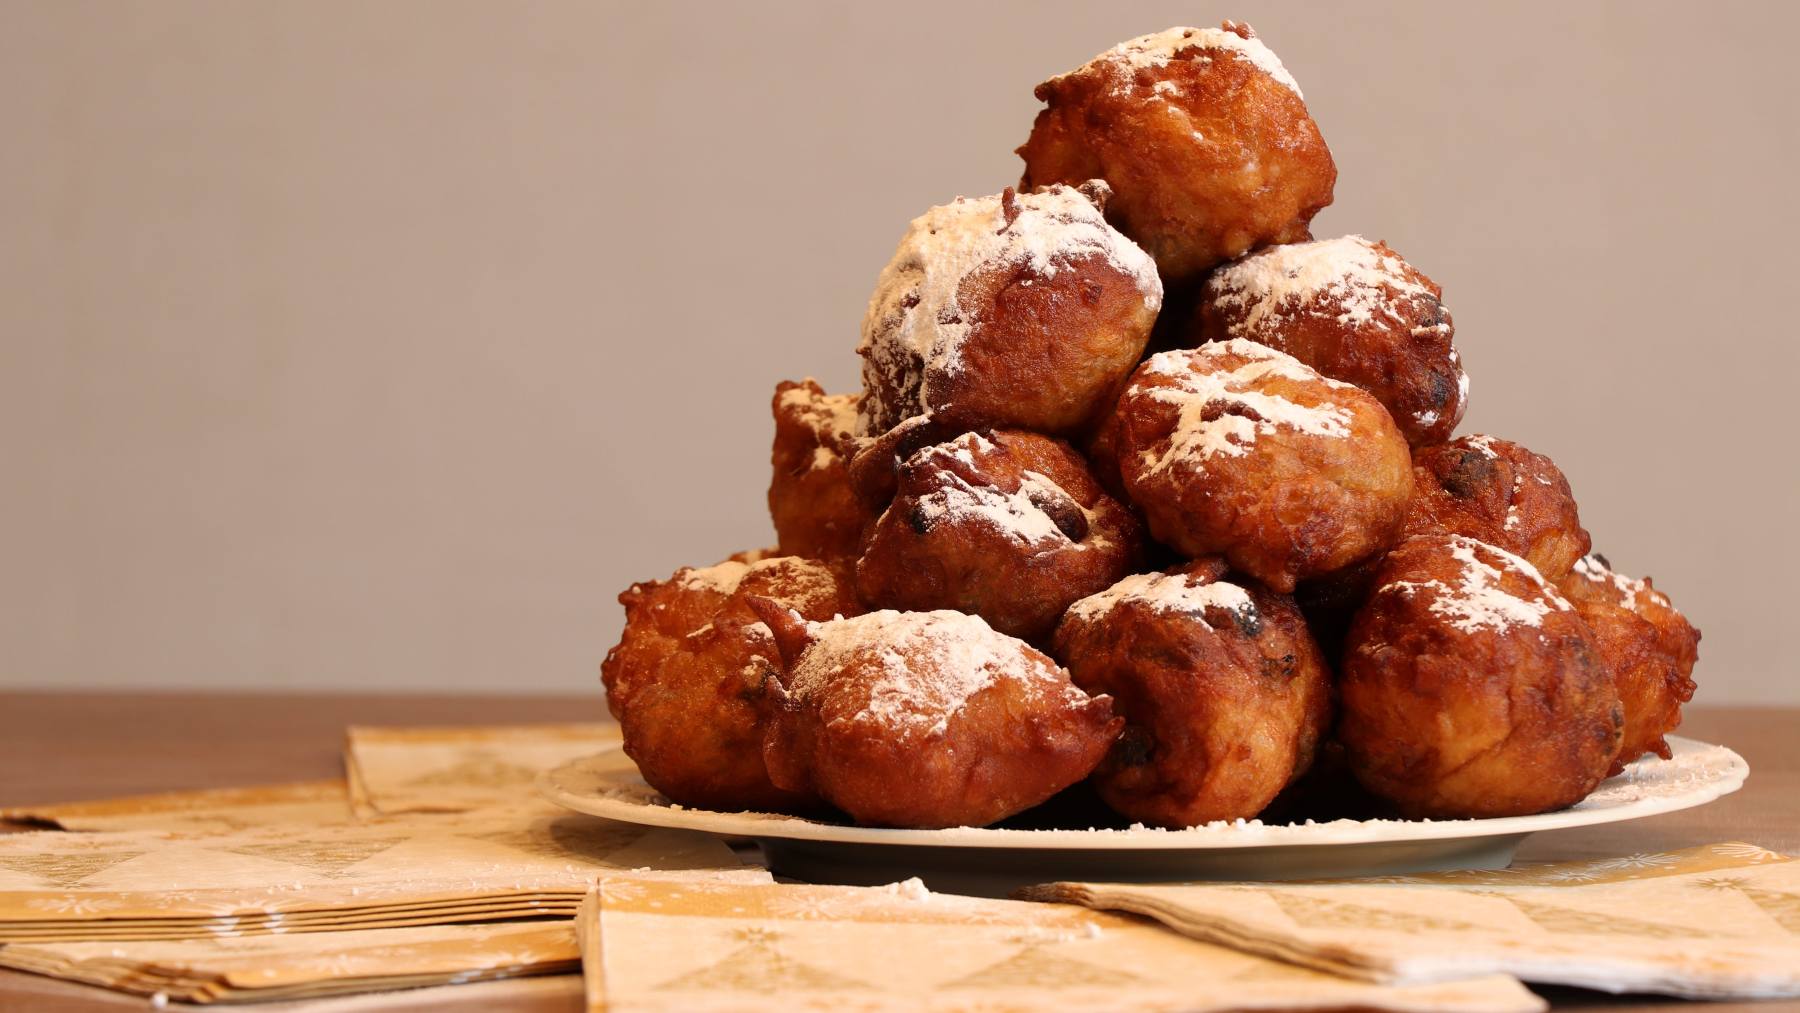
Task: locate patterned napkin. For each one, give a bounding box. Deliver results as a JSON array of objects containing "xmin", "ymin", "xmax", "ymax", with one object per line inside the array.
[
  {"xmin": 0, "ymin": 921, "xmax": 578, "ymax": 1003},
  {"xmin": 3, "ymin": 780, "xmax": 354, "ymax": 833},
  {"xmin": 345, "ymin": 723, "xmax": 619, "ymax": 817},
  {"xmin": 3, "ymin": 721, "xmax": 620, "ymax": 830},
  {"xmin": 576, "ymin": 875, "xmax": 1544, "ymax": 1012},
  {"xmin": 1022, "ymin": 842, "xmax": 1800, "ymax": 1000},
  {"xmin": 0, "ymin": 802, "xmax": 763, "ymax": 942}
]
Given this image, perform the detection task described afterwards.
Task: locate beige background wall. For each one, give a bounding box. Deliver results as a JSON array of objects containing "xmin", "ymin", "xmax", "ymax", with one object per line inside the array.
[{"xmin": 2, "ymin": 1, "xmax": 1795, "ymax": 701}]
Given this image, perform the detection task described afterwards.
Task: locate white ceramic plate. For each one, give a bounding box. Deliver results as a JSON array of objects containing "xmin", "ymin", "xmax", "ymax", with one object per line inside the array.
[{"xmin": 540, "ymin": 736, "xmax": 1746, "ymax": 896}]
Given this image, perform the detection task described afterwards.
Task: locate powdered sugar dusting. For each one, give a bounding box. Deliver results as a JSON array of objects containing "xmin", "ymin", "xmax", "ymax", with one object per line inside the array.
[
  {"xmin": 1461, "ymin": 433, "xmax": 1502, "ymax": 459},
  {"xmin": 673, "ymin": 557, "xmax": 842, "ymax": 614},
  {"xmin": 1066, "ymin": 571, "xmax": 1254, "ymax": 626},
  {"xmin": 1210, "ymin": 236, "xmax": 1440, "ymax": 336},
  {"xmin": 859, "ymin": 184, "xmax": 1162, "ymax": 431},
  {"xmin": 1388, "ymin": 536, "xmax": 1567, "ymax": 634},
  {"xmin": 1136, "ymin": 340, "xmax": 1355, "ymax": 475},
  {"xmin": 1572, "ymin": 554, "xmax": 1655, "ymax": 613},
  {"xmin": 881, "ymin": 877, "xmax": 933, "ymax": 902},
  {"xmin": 787, "ymin": 610, "xmax": 1070, "ymax": 739},
  {"xmin": 1057, "ymin": 24, "xmax": 1305, "ymax": 100},
  {"xmin": 674, "ymin": 560, "xmax": 751, "ymax": 595},
  {"xmin": 777, "ymin": 382, "xmax": 863, "ymax": 466},
  {"xmin": 905, "ymin": 434, "xmax": 1095, "ymax": 549}
]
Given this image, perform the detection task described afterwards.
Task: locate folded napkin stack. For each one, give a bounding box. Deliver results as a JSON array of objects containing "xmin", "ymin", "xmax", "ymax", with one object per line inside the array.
[
  {"xmin": 576, "ymin": 874, "xmax": 1545, "ymax": 1013},
  {"xmin": 1022, "ymin": 841, "xmax": 1800, "ymax": 1000},
  {"xmin": 4, "ymin": 780, "xmax": 355, "ymax": 834},
  {"xmin": 0, "ymin": 803, "xmax": 761, "ymax": 945},
  {"xmin": 0, "ymin": 920, "xmax": 578, "ymax": 1004}
]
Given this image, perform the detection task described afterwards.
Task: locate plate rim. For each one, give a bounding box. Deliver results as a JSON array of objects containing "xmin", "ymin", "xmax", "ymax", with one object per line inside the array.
[{"xmin": 537, "ymin": 734, "xmax": 1747, "ymax": 851}]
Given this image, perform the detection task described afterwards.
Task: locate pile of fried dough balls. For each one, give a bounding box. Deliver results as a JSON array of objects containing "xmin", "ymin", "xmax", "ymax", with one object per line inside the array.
[{"xmin": 602, "ymin": 22, "xmax": 1699, "ymax": 830}]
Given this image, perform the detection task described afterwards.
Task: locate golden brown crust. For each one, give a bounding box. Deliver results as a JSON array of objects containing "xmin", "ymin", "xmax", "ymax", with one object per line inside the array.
[
  {"xmin": 854, "ymin": 430, "xmax": 1144, "ymax": 642},
  {"xmin": 1052, "ymin": 562, "xmax": 1331, "ymax": 827},
  {"xmin": 1406, "ymin": 435, "xmax": 1591, "ymax": 581},
  {"xmin": 755, "ymin": 605, "xmax": 1120, "ymax": 828},
  {"xmin": 599, "ymin": 554, "xmax": 862, "ymax": 813},
  {"xmin": 1339, "ymin": 534, "xmax": 1622, "ymax": 818},
  {"xmin": 1557, "ymin": 554, "xmax": 1700, "ymax": 775},
  {"xmin": 858, "ymin": 184, "xmax": 1160, "ymax": 437},
  {"xmin": 768, "ymin": 379, "xmax": 871, "ymax": 562},
  {"xmin": 1191, "ymin": 237, "xmax": 1465, "ymax": 446},
  {"xmin": 1018, "ymin": 22, "xmax": 1335, "ymax": 285},
  {"xmin": 1112, "ymin": 341, "xmax": 1413, "ymax": 592}
]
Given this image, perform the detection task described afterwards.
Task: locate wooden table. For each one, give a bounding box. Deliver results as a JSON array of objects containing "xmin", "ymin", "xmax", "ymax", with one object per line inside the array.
[{"xmin": 1, "ymin": 693, "xmax": 1794, "ymax": 1012}]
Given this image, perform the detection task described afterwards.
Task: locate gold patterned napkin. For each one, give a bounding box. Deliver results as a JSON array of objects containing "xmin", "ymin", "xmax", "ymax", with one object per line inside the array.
[
  {"xmin": 345, "ymin": 723, "xmax": 619, "ymax": 817},
  {"xmin": 4, "ymin": 722, "xmax": 620, "ymax": 830},
  {"xmin": 576, "ymin": 875, "xmax": 1545, "ymax": 1012},
  {"xmin": 0, "ymin": 802, "xmax": 763, "ymax": 941},
  {"xmin": 1022, "ymin": 842, "xmax": 1800, "ymax": 1000},
  {"xmin": 3, "ymin": 780, "xmax": 355, "ymax": 833},
  {"xmin": 0, "ymin": 920, "xmax": 579, "ymax": 1003}
]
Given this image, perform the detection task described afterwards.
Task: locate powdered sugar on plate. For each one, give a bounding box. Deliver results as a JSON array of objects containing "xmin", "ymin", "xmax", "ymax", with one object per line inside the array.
[
  {"xmin": 787, "ymin": 610, "xmax": 1068, "ymax": 740},
  {"xmin": 1387, "ymin": 536, "xmax": 1567, "ymax": 634},
  {"xmin": 1135, "ymin": 340, "xmax": 1355, "ymax": 475},
  {"xmin": 1208, "ymin": 235, "xmax": 1441, "ymax": 335},
  {"xmin": 859, "ymin": 184, "xmax": 1161, "ymax": 432},
  {"xmin": 1054, "ymin": 23, "xmax": 1305, "ymax": 100},
  {"xmin": 1066, "ymin": 571, "xmax": 1254, "ymax": 625}
]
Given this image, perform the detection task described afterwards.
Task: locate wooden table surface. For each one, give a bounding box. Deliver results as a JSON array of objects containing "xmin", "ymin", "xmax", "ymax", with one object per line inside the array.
[{"xmin": 1, "ymin": 693, "xmax": 1795, "ymax": 1012}]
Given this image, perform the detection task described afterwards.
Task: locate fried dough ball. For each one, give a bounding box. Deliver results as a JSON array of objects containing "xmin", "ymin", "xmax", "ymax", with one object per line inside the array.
[
  {"xmin": 1300, "ymin": 435, "xmax": 1591, "ymax": 652},
  {"xmin": 1052, "ymin": 562, "xmax": 1332, "ymax": 828},
  {"xmin": 1407, "ymin": 434, "xmax": 1591, "ymax": 581},
  {"xmin": 1018, "ymin": 22, "xmax": 1335, "ymax": 286},
  {"xmin": 1111, "ymin": 339, "xmax": 1413, "ymax": 592},
  {"xmin": 600, "ymin": 554, "xmax": 862, "ymax": 813},
  {"xmin": 858, "ymin": 182, "xmax": 1161, "ymax": 437},
  {"xmin": 1193, "ymin": 236, "xmax": 1466, "ymax": 446},
  {"xmin": 1339, "ymin": 534, "xmax": 1623, "ymax": 818},
  {"xmin": 768, "ymin": 379, "xmax": 870, "ymax": 562},
  {"xmin": 753, "ymin": 604, "xmax": 1121, "ymax": 828},
  {"xmin": 855, "ymin": 430, "xmax": 1144, "ymax": 642},
  {"xmin": 1558, "ymin": 553, "xmax": 1700, "ymax": 775}
]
